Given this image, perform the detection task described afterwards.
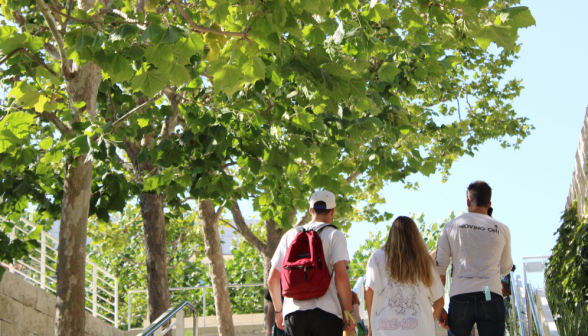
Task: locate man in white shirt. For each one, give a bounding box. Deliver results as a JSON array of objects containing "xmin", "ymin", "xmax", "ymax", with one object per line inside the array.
[
  {"xmin": 267, "ymin": 190, "xmax": 356, "ymax": 336},
  {"xmin": 436, "ymin": 181, "xmax": 513, "ymax": 336}
]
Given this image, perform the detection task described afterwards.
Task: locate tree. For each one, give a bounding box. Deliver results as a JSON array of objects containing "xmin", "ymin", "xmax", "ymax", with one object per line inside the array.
[{"xmin": 0, "ymin": 0, "xmax": 535, "ymax": 334}]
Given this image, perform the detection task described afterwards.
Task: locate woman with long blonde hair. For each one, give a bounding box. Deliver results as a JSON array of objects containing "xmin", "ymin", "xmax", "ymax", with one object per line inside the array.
[{"xmin": 365, "ymin": 216, "xmax": 445, "ymax": 336}]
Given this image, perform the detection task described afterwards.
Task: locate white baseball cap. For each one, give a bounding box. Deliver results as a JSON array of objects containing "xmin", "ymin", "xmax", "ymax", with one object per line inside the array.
[{"xmin": 309, "ymin": 190, "xmax": 337, "ymax": 210}]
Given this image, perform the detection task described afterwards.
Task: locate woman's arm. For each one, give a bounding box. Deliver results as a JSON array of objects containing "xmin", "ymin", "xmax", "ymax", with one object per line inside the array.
[
  {"xmin": 432, "ymin": 296, "xmax": 445, "ymax": 321},
  {"xmin": 365, "ymin": 286, "xmax": 374, "ymax": 335}
]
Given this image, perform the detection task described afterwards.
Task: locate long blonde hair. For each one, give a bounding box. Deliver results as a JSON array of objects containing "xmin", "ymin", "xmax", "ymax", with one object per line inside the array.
[{"xmin": 383, "ymin": 216, "xmax": 435, "ymax": 287}]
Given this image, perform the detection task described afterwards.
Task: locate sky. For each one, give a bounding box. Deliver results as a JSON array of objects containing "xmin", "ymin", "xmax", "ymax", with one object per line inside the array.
[{"xmin": 237, "ymin": 0, "xmax": 588, "ymax": 277}]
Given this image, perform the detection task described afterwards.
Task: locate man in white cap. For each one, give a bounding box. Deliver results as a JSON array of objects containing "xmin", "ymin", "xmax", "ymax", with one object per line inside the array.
[{"xmin": 267, "ymin": 190, "xmax": 356, "ymax": 336}]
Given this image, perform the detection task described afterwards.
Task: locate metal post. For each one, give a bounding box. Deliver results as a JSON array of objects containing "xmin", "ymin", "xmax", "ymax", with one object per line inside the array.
[
  {"xmin": 114, "ymin": 277, "xmax": 119, "ymax": 327},
  {"xmin": 92, "ymin": 265, "xmax": 98, "ymax": 317},
  {"xmin": 526, "ymin": 292, "xmax": 532, "ymax": 336},
  {"xmin": 8, "ymin": 226, "xmax": 15, "ymax": 274},
  {"xmin": 202, "ymin": 288, "xmax": 206, "ymax": 327},
  {"xmin": 193, "ymin": 313, "xmax": 198, "ymax": 336},
  {"xmin": 176, "ymin": 309, "xmax": 185, "ymax": 336},
  {"xmin": 40, "ymin": 232, "xmax": 46, "ymax": 290},
  {"xmin": 128, "ymin": 291, "xmax": 132, "ymax": 331}
]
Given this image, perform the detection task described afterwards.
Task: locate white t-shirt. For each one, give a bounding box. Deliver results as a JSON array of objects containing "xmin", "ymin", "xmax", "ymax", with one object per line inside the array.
[
  {"xmin": 270, "ymin": 222, "xmax": 350, "ymax": 319},
  {"xmin": 365, "ymin": 249, "xmax": 444, "ymax": 336},
  {"xmin": 435, "ymin": 212, "xmax": 513, "ymax": 297}
]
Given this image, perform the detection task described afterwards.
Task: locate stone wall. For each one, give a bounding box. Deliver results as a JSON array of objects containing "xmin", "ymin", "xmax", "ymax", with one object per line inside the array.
[
  {"xmin": 567, "ymin": 107, "xmax": 588, "ymax": 218},
  {"xmin": 0, "ymin": 271, "xmax": 127, "ymax": 336}
]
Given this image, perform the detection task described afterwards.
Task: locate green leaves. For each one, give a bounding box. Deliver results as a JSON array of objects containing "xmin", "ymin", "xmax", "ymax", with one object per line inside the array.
[
  {"xmin": 378, "ymin": 63, "xmax": 401, "ymax": 83},
  {"xmin": 109, "ymin": 54, "xmax": 135, "ymax": 83},
  {"xmin": 145, "ymin": 44, "xmax": 174, "ymax": 68},
  {"xmin": 213, "ymin": 65, "xmax": 243, "ymax": 96},
  {"xmin": 111, "ymin": 24, "xmax": 140, "ymax": 41},
  {"xmin": 159, "ymin": 26, "xmax": 189, "ymax": 45},
  {"xmin": 131, "ymin": 69, "xmax": 169, "ymax": 98},
  {"xmin": 476, "ymin": 23, "xmax": 513, "ymax": 50},
  {"xmin": 242, "ymin": 57, "xmax": 266, "ymax": 81}
]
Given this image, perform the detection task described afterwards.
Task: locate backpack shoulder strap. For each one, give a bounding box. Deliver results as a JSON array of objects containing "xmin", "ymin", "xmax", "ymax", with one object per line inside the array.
[{"xmin": 314, "ymin": 224, "xmax": 338, "ymax": 234}]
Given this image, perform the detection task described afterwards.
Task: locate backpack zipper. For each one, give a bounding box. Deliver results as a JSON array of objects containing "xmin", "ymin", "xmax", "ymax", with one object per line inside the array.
[{"xmin": 283, "ymin": 266, "xmax": 316, "ymax": 281}]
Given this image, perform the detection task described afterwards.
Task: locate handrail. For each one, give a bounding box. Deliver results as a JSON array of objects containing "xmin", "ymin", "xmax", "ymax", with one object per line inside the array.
[
  {"xmin": 0, "ymin": 217, "xmax": 119, "ymax": 326},
  {"xmin": 137, "ymin": 301, "xmax": 198, "ymax": 336},
  {"xmin": 510, "ymin": 272, "xmax": 526, "ymax": 336},
  {"xmin": 526, "ymin": 283, "xmax": 545, "ymax": 336}
]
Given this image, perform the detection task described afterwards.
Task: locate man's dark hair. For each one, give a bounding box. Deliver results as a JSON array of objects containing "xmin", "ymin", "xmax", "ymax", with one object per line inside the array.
[
  {"xmin": 467, "ymin": 181, "xmax": 492, "ymax": 207},
  {"xmin": 312, "ymin": 201, "xmax": 331, "ymax": 216}
]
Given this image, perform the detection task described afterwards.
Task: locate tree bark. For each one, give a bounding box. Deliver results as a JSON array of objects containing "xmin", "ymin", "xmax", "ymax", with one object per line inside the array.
[
  {"xmin": 123, "ymin": 134, "xmax": 172, "ymax": 323},
  {"xmin": 230, "ymin": 203, "xmax": 285, "ymax": 333},
  {"xmin": 199, "ymin": 199, "xmax": 235, "ymax": 336},
  {"xmin": 55, "ymin": 156, "xmax": 93, "ymax": 336},
  {"xmin": 139, "ymin": 192, "xmax": 172, "ymax": 322}
]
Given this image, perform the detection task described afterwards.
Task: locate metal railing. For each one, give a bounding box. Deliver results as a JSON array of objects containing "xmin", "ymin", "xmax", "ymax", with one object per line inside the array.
[
  {"xmin": 128, "ymin": 282, "xmax": 264, "ymax": 331},
  {"xmin": 137, "ymin": 301, "xmax": 198, "ymax": 336},
  {"xmin": 526, "ymin": 283, "xmax": 545, "ymax": 336},
  {"xmin": 510, "ymin": 271, "xmax": 527, "ymax": 336},
  {"xmin": 0, "ymin": 217, "xmax": 119, "ymax": 326},
  {"xmin": 128, "ymin": 278, "xmax": 362, "ymax": 331}
]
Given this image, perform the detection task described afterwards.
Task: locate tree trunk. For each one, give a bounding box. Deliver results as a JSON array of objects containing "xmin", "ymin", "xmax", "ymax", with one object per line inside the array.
[
  {"xmin": 55, "ymin": 156, "xmax": 93, "ymax": 336},
  {"xmin": 199, "ymin": 199, "xmax": 235, "ymax": 336},
  {"xmin": 124, "ymin": 134, "xmax": 172, "ymax": 323},
  {"xmin": 140, "ymin": 192, "xmax": 171, "ymax": 322}
]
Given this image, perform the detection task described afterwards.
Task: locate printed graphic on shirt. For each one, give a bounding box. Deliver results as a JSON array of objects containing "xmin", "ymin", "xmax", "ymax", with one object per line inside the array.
[
  {"xmin": 378, "ymin": 317, "xmax": 418, "ymax": 330},
  {"xmin": 373, "ymin": 252, "xmax": 421, "ymax": 317}
]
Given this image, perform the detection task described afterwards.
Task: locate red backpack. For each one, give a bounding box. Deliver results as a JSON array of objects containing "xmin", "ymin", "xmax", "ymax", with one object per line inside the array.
[{"xmin": 281, "ymin": 224, "xmax": 337, "ymax": 300}]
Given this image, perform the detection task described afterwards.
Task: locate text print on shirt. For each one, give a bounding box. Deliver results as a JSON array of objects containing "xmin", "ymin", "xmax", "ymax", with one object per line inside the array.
[
  {"xmin": 458, "ymin": 223, "xmax": 500, "ymax": 234},
  {"xmin": 378, "ymin": 317, "xmax": 418, "ymax": 330}
]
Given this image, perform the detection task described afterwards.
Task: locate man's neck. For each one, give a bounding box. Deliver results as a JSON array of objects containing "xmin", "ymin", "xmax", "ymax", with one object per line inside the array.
[
  {"xmin": 310, "ymin": 218, "xmax": 332, "ymax": 224},
  {"xmin": 468, "ymin": 207, "xmax": 488, "ymax": 215}
]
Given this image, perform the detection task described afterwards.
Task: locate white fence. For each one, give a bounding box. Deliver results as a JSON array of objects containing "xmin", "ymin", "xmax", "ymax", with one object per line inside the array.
[{"xmin": 0, "ymin": 217, "xmax": 119, "ymax": 326}]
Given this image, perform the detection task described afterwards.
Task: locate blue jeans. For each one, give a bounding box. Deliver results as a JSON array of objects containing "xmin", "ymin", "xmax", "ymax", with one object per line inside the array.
[{"xmin": 448, "ymin": 292, "xmax": 505, "ymax": 336}]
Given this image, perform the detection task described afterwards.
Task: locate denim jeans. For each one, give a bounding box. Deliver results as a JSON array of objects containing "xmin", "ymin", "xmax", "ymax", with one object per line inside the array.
[{"xmin": 448, "ymin": 292, "xmax": 505, "ymax": 336}]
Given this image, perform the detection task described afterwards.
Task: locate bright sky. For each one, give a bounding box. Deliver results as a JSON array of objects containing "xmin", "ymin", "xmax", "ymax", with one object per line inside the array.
[{"xmin": 240, "ymin": 0, "xmax": 588, "ymax": 272}]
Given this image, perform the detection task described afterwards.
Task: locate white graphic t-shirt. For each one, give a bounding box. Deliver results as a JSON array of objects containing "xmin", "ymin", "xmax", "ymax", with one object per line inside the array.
[{"xmin": 365, "ymin": 249, "xmax": 444, "ymax": 336}]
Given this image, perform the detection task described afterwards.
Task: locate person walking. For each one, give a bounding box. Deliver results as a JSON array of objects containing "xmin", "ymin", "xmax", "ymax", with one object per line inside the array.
[
  {"xmin": 365, "ymin": 216, "xmax": 445, "ymax": 336},
  {"xmin": 435, "ymin": 181, "xmax": 513, "ymax": 336},
  {"xmin": 268, "ymin": 190, "xmax": 356, "ymax": 336}
]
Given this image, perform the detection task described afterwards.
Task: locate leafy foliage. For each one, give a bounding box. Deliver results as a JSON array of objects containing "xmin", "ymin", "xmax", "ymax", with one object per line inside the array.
[
  {"xmin": 0, "ymin": 0, "xmax": 535, "ymax": 236},
  {"xmin": 546, "ymin": 202, "xmax": 588, "ymax": 321},
  {"xmin": 0, "ymin": 217, "xmax": 44, "ymax": 281}
]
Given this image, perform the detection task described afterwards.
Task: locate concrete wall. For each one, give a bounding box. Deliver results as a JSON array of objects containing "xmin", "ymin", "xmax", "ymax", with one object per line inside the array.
[
  {"xmin": 567, "ymin": 108, "xmax": 588, "ymax": 218},
  {"xmin": 0, "ymin": 271, "xmax": 127, "ymax": 336}
]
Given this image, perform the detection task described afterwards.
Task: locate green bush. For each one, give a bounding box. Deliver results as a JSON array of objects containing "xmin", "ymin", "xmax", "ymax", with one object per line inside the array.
[
  {"xmin": 545, "ymin": 202, "xmax": 588, "ymax": 334},
  {"xmin": 545, "ymin": 203, "xmax": 588, "ymax": 313}
]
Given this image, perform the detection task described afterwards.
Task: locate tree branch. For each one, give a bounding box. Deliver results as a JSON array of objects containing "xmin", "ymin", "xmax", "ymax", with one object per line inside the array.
[
  {"xmin": 219, "ymin": 218, "xmax": 240, "ymax": 234},
  {"xmin": 167, "ymin": 251, "xmax": 196, "ymax": 269},
  {"xmin": 34, "ymin": 0, "xmax": 70, "ymax": 77},
  {"xmin": 0, "ymin": 48, "xmax": 59, "ymax": 77},
  {"xmin": 230, "ymin": 202, "xmax": 267, "ymax": 253},
  {"xmin": 112, "ymin": 99, "xmax": 153, "ymax": 128},
  {"xmin": 347, "ymin": 171, "xmax": 361, "ymax": 184},
  {"xmin": 120, "ymin": 255, "xmax": 145, "ymax": 267},
  {"xmin": 99, "ymin": 8, "xmax": 147, "ymax": 29},
  {"xmin": 171, "ymin": 0, "xmax": 250, "ymax": 37},
  {"xmin": 37, "ymin": 111, "xmax": 73, "ymax": 134}
]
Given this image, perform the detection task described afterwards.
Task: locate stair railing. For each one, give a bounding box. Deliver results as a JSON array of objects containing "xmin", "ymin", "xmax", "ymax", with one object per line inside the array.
[
  {"xmin": 526, "ymin": 283, "xmax": 545, "ymax": 336},
  {"xmin": 0, "ymin": 216, "xmax": 119, "ymax": 326},
  {"xmin": 510, "ymin": 271, "xmax": 527, "ymax": 336},
  {"xmin": 137, "ymin": 301, "xmax": 198, "ymax": 336}
]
